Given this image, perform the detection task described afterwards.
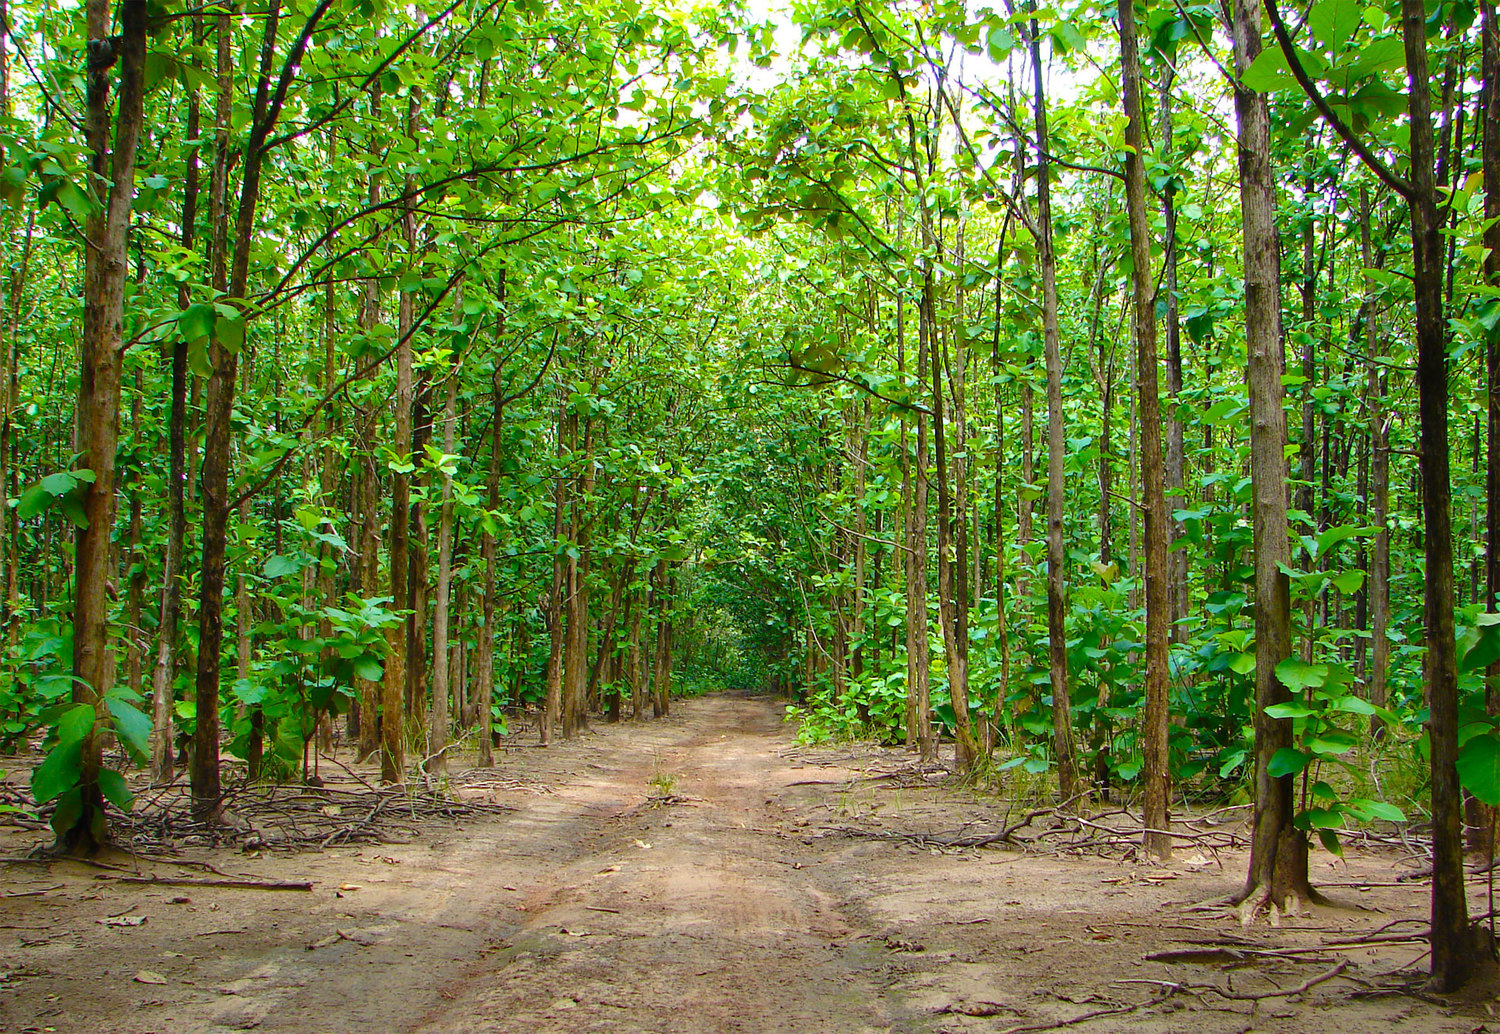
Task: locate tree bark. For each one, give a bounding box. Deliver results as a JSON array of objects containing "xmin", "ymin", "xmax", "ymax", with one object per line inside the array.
[
  {"xmin": 64, "ymin": 0, "xmax": 148, "ymax": 852},
  {"xmin": 1232, "ymin": 0, "xmax": 1309, "ymax": 909},
  {"xmin": 1399, "ymin": 0, "xmax": 1474, "ymax": 991},
  {"xmin": 1119, "ymin": 0, "xmax": 1172, "ymax": 860},
  {"xmin": 1029, "ymin": 11, "xmax": 1079, "ymax": 802}
]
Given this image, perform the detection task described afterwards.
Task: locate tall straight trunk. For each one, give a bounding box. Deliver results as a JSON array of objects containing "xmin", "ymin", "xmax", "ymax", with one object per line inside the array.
[
  {"xmin": 927, "ymin": 267, "xmax": 975, "ymax": 769},
  {"xmin": 473, "ymin": 280, "xmax": 507, "ymax": 764},
  {"xmin": 426, "ymin": 365, "xmax": 459, "ymax": 776},
  {"xmin": 1231, "ymin": 0, "xmax": 1308, "ymax": 909},
  {"xmin": 1120, "ymin": 0, "xmax": 1171, "ymax": 859},
  {"xmin": 0, "ymin": 0, "xmax": 9, "ymax": 644},
  {"xmin": 1360, "ymin": 188, "xmax": 1392, "ymax": 723},
  {"xmin": 628, "ymin": 585, "xmax": 646, "ymax": 720},
  {"xmin": 562, "ymin": 415, "xmax": 592, "ymax": 738},
  {"xmin": 542, "ymin": 404, "xmax": 568, "ymax": 743},
  {"xmin": 1399, "ymin": 0, "xmax": 1472, "ymax": 991},
  {"xmin": 1481, "ymin": 0, "xmax": 1500, "ymax": 833},
  {"xmin": 381, "ymin": 90, "xmax": 416, "ymax": 784},
  {"xmin": 0, "ymin": 209, "xmax": 30, "ymax": 647},
  {"xmin": 150, "ymin": 44, "xmax": 200, "ymax": 784},
  {"xmin": 196, "ymin": 0, "xmax": 324, "ymax": 817},
  {"xmin": 1159, "ymin": 70, "xmax": 1187, "ymax": 637},
  {"xmin": 907, "ymin": 301, "xmax": 934, "ymax": 761},
  {"xmin": 65, "ymin": 0, "xmax": 147, "ymax": 851},
  {"xmin": 653, "ymin": 564, "xmax": 675, "ymax": 717},
  {"xmin": 354, "ymin": 453, "xmax": 381, "ymax": 757},
  {"xmin": 991, "ymin": 242, "xmax": 1011, "ymax": 735},
  {"xmin": 1029, "ymin": 11, "xmax": 1078, "ymax": 801}
]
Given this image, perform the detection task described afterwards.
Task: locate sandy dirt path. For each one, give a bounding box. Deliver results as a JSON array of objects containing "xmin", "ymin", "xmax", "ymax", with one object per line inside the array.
[{"xmin": 0, "ymin": 691, "xmax": 1489, "ymax": 1033}]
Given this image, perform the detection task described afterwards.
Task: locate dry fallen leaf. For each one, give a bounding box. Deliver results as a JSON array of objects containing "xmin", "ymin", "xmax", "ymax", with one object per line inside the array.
[
  {"xmin": 101, "ymin": 915, "xmax": 148, "ymax": 927},
  {"xmin": 133, "ymin": 971, "xmax": 168, "ymax": 985},
  {"xmin": 338, "ymin": 883, "xmax": 362, "ymax": 892}
]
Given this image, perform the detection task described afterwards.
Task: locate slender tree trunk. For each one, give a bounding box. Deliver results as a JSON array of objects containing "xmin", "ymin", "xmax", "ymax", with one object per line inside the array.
[
  {"xmin": 1029, "ymin": 11, "xmax": 1079, "ymax": 801},
  {"xmin": 542, "ymin": 404, "xmax": 568, "ymax": 743},
  {"xmin": 1362, "ymin": 187, "xmax": 1392, "ymax": 725},
  {"xmin": 1400, "ymin": 0, "xmax": 1475, "ymax": 990},
  {"xmin": 149, "ymin": 44, "xmax": 200, "ymax": 784},
  {"xmin": 1159, "ymin": 70, "xmax": 1188, "ymax": 638},
  {"xmin": 426, "ymin": 363, "xmax": 459, "ymax": 776},
  {"xmin": 1120, "ymin": 0, "xmax": 1171, "ymax": 860},
  {"xmin": 1231, "ymin": 0, "xmax": 1310, "ymax": 909},
  {"xmin": 66, "ymin": 0, "xmax": 148, "ymax": 851}
]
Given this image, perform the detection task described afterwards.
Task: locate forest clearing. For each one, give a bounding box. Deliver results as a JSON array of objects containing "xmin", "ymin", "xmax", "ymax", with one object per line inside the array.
[
  {"xmin": 5, "ymin": 0, "xmax": 1500, "ymax": 1023},
  {"xmin": 0, "ymin": 693, "xmax": 1491, "ymax": 1034}
]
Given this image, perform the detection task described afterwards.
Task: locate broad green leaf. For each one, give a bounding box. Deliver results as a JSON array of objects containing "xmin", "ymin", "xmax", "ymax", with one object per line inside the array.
[
  {"xmin": 1458, "ymin": 733, "xmax": 1500, "ymax": 806},
  {"xmin": 98, "ymin": 768, "xmax": 133, "ymax": 812},
  {"xmin": 1275, "ymin": 658, "xmax": 1328, "ymax": 692},
  {"xmin": 106, "ymin": 698, "xmax": 151, "ymax": 762},
  {"xmin": 1347, "ymin": 798, "xmax": 1405, "ymax": 822},
  {"xmin": 264, "ymin": 554, "xmax": 305, "ymax": 579},
  {"xmin": 1308, "ymin": 0, "xmax": 1364, "ymax": 52},
  {"xmin": 1264, "ymin": 702, "xmax": 1316, "ymax": 719},
  {"xmin": 1318, "ymin": 828, "xmax": 1344, "ymax": 856},
  {"xmin": 1330, "ymin": 569, "xmax": 1365, "ymax": 594},
  {"xmin": 1267, "ymin": 747, "xmax": 1311, "ymax": 778},
  {"xmin": 353, "ymin": 656, "xmax": 384, "ymax": 682}
]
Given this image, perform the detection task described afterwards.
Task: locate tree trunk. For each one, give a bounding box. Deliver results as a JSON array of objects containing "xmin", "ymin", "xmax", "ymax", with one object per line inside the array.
[
  {"xmin": 65, "ymin": 0, "xmax": 148, "ymax": 852},
  {"xmin": 1400, "ymin": 0, "xmax": 1475, "ymax": 990},
  {"xmin": 426, "ymin": 362, "xmax": 459, "ymax": 776},
  {"xmin": 1029, "ymin": 10, "xmax": 1079, "ymax": 802},
  {"xmin": 149, "ymin": 43, "xmax": 200, "ymax": 785},
  {"xmin": 1230, "ymin": 0, "xmax": 1310, "ymax": 910},
  {"xmin": 1119, "ymin": 0, "xmax": 1172, "ymax": 860}
]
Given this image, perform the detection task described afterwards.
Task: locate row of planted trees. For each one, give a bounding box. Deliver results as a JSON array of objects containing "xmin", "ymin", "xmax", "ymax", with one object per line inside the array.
[
  {"xmin": 4, "ymin": 0, "xmax": 1500, "ymax": 997},
  {"xmin": 0, "ymin": 0, "xmax": 754, "ymax": 853},
  {"xmin": 690, "ymin": 0, "xmax": 1500, "ymax": 992}
]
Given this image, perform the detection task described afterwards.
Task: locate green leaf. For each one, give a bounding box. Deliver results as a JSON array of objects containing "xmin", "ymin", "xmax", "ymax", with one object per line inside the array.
[
  {"xmin": 1307, "ymin": 0, "xmax": 1363, "ymax": 52},
  {"xmin": 98, "ymin": 768, "xmax": 133, "ymax": 812},
  {"xmin": 1458, "ymin": 733, "xmax": 1500, "ymax": 806},
  {"xmin": 1347, "ymin": 798, "xmax": 1405, "ymax": 822},
  {"xmin": 31, "ymin": 743, "xmax": 83, "ymax": 804},
  {"xmin": 1463, "ymin": 620, "xmax": 1500, "ymax": 672},
  {"xmin": 353, "ymin": 656, "xmax": 384, "ymax": 682},
  {"xmin": 264, "ymin": 554, "xmax": 305, "ymax": 579},
  {"xmin": 48, "ymin": 787, "xmax": 83, "ymax": 839},
  {"xmin": 178, "ymin": 302, "xmax": 216, "ymax": 342},
  {"xmin": 56, "ymin": 703, "xmax": 96, "ymax": 748},
  {"xmin": 106, "ymin": 698, "xmax": 151, "ymax": 762},
  {"xmin": 1267, "ymin": 747, "xmax": 1311, "ymax": 778},
  {"xmin": 1275, "ymin": 658, "xmax": 1328, "ymax": 692},
  {"xmin": 1264, "ymin": 702, "xmax": 1316, "ymax": 719},
  {"xmin": 16, "ymin": 483, "xmax": 50, "ymax": 520},
  {"xmin": 1330, "ymin": 569, "xmax": 1365, "ymax": 594},
  {"xmin": 1307, "ymin": 731, "xmax": 1358, "ymax": 756},
  {"xmin": 1318, "ymin": 828, "xmax": 1344, "ymax": 856}
]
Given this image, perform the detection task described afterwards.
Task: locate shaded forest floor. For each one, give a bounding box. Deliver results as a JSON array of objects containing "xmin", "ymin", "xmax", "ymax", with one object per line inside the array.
[{"xmin": 0, "ymin": 692, "xmax": 1495, "ymax": 1033}]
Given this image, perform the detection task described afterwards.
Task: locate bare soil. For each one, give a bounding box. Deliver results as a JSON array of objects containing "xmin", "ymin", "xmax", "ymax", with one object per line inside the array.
[{"xmin": 0, "ymin": 692, "xmax": 1494, "ymax": 1033}]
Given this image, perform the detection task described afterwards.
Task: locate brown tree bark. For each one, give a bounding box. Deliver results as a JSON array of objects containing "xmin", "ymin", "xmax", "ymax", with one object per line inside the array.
[
  {"xmin": 1233, "ymin": 0, "xmax": 1310, "ymax": 910},
  {"xmin": 426, "ymin": 360, "xmax": 459, "ymax": 776},
  {"xmin": 64, "ymin": 0, "xmax": 148, "ymax": 852},
  {"xmin": 1119, "ymin": 0, "xmax": 1172, "ymax": 860},
  {"xmin": 1028, "ymin": 10, "xmax": 1079, "ymax": 802},
  {"xmin": 1399, "ymin": 0, "xmax": 1476, "ymax": 990}
]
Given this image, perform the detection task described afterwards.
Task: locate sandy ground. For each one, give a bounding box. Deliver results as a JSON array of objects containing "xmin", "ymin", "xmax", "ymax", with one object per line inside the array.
[{"xmin": 0, "ymin": 691, "xmax": 1495, "ymax": 1033}]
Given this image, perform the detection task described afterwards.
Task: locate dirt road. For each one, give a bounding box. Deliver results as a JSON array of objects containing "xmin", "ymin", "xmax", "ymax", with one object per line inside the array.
[{"xmin": 0, "ymin": 692, "xmax": 1486, "ymax": 1033}]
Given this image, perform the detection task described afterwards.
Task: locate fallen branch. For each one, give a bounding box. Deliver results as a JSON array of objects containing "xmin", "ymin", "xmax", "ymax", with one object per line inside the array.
[{"xmin": 98, "ymin": 874, "xmax": 313, "ymax": 891}]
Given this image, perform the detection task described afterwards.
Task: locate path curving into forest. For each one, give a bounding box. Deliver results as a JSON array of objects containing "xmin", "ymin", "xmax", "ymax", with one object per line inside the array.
[{"xmin": 0, "ymin": 693, "xmax": 1473, "ymax": 1033}]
